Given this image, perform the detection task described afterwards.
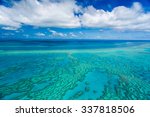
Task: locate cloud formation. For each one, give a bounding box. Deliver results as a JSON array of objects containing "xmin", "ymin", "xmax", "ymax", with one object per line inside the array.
[
  {"xmin": 0, "ymin": 0, "xmax": 81, "ymax": 28},
  {"xmin": 1, "ymin": 26, "xmax": 18, "ymax": 30},
  {"xmin": 0, "ymin": 0, "xmax": 150, "ymax": 31},
  {"xmin": 48, "ymin": 29, "xmax": 67, "ymax": 37},
  {"xmin": 81, "ymin": 2, "xmax": 150, "ymax": 31},
  {"xmin": 35, "ymin": 32, "xmax": 45, "ymax": 36},
  {"xmin": 48, "ymin": 29, "xmax": 77, "ymax": 38}
]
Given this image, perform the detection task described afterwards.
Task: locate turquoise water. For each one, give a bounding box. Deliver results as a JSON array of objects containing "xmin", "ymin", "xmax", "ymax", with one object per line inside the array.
[{"xmin": 0, "ymin": 40, "xmax": 150, "ymax": 100}]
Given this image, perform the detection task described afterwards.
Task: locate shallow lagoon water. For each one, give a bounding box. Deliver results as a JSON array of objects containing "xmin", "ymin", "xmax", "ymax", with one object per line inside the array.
[{"xmin": 0, "ymin": 40, "xmax": 150, "ymax": 100}]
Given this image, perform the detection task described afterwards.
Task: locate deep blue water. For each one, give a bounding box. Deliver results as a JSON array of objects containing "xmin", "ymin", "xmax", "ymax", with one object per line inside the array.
[{"xmin": 0, "ymin": 40, "xmax": 149, "ymax": 50}]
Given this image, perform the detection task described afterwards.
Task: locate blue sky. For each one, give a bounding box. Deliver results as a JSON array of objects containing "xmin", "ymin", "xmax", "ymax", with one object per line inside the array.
[{"xmin": 0, "ymin": 0, "xmax": 150, "ymax": 40}]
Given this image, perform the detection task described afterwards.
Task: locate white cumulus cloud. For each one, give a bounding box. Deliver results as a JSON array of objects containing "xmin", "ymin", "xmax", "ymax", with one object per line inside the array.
[
  {"xmin": 1, "ymin": 26, "xmax": 18, "ymax": 30},
  {"xmin": 0, "ymin": 0, "xmax": 81, "ymax": 28},
  {"xmin": 80, "ymin": 2, "xmax": 150, "ymax": 31},
  {"xmin": 35, "ymin": 32, "xmax": 45, "ymax": 36},
  {"xmin": 49, "ymin": 29, "xmax": 67, "ymax": 37},
  {"xmin": 0, "ymin": 1, "xmax": 150, "ymax": 31},
  {"xmin": 69, "ymin": 32, "xmax": 77, "ymax": 37}
]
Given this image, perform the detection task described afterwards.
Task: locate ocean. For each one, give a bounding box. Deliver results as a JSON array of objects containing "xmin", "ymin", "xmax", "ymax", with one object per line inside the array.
[{"xmin": 0, "ymin": 40, "xmax": 150, "ymax": 100}]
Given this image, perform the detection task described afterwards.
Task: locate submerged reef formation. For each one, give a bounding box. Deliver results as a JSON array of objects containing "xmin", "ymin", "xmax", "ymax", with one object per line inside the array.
[{"xmin": 0, "ymin": 43, "xmax": 150, "ymax": 100}]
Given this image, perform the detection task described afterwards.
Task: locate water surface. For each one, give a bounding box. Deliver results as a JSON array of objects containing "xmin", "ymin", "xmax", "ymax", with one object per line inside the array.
[{"xmin": 0, "ymin": 40, "xmax": 150, "ymax": 100}]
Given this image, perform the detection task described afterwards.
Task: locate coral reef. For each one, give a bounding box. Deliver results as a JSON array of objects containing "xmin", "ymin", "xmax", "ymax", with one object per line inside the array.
[{"xmin": 0, "ymin": 42, "xmax": 150, "ymax": 100}]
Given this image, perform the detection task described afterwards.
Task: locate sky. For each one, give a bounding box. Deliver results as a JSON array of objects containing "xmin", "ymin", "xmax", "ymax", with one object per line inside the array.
[{"xmin": 0, "ymin": 0, "xmax": 150, "ymax": 40}]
